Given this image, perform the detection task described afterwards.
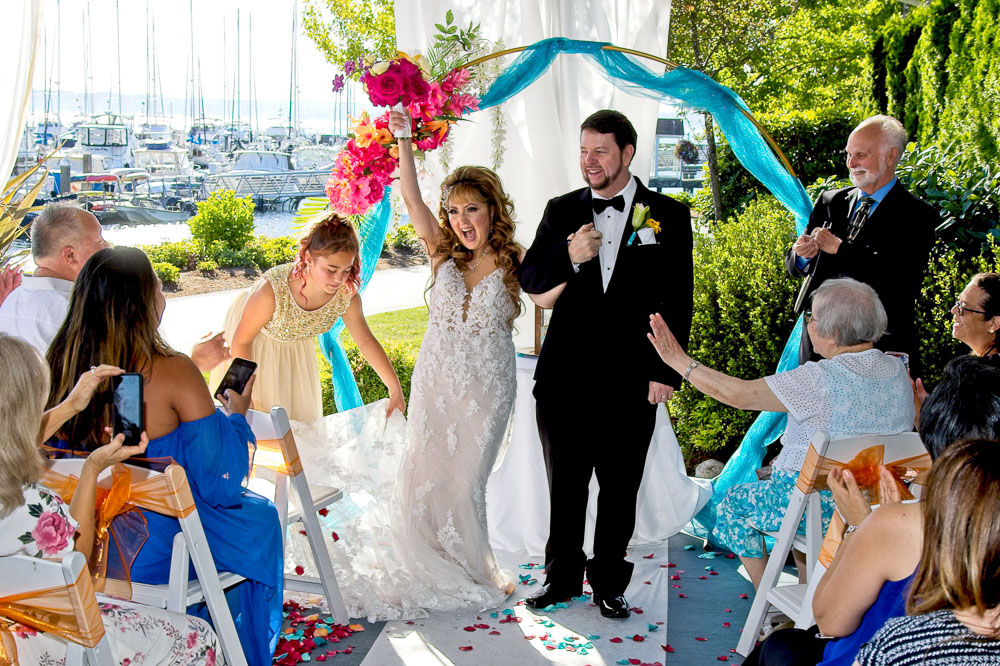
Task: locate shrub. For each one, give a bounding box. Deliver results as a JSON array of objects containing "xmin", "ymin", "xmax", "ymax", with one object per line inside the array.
[
  {"xmin": 216, "ymin": 247, "xmax": 258, "ymax": 269},
  {"xmin": 152, "ymin": 261, "xmax": 180, "ymax": 285},
  {"xmin": 140, "ymin": 240, "xmax": 198, "ymax": 269},
  {"xmin": 197, "ymin": 259, "xmax": 219, "ymax": 272},
  {"xmin": 320, "ymin": 340, "xmax": 416, "ymax": 415},
  {"xmin": 187, "ymin": 190, "xmax": 255, "ymax": 251},
  {"xmin": 249, "ymin": 235, "xmax": 299, "ymax": 270},
  {"xmin": 384, "ymin": 223, "xmax": 422, "ymax": 252},
  {"xmin": 668, "ymin": 196, "xmax": 799, "ymax": 467}
]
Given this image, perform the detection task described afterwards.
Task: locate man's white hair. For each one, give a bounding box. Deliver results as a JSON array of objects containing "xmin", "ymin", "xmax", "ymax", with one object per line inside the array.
[{"xmin": 853, "ymin": 115, "xmax": 908, "ymax": 157}]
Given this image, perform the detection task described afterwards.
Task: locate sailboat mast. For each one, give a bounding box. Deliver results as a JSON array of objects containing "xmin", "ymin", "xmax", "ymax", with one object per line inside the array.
[
  {"xmin": 116, "ymin": 0, "xmax": 123, "ymax": 116},
  {"xmin": 56, "ymin": 0, "xmax": 61, "ymax": 125},
  {"xmin": 236, "ymin": 10, "xmax": 241, "ymax": 129},
  {"xmin": 189, "ymin": 0, "xmax": 196, "ymax": 124},
  {"xmin": 288, "ymin": 0, "xmax": 296, "ymax": 136},
  {"xmin": 145, "ymin": 0, "xmax": 151, "ymax": 123}
]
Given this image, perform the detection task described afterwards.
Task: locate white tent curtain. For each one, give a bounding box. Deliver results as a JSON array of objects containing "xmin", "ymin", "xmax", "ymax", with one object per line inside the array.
[
  {"xmin": 0, "ymin": 1, "xmax": 44, "ymax": 185},
  {"xmin": 394, "ymin": 0, "xmax": 671, "ymax": 349}
]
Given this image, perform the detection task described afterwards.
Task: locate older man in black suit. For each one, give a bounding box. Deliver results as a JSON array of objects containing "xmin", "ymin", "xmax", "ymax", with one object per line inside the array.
[
  {"xmin": 787, "ymin": 114, "xmax": 938, "ymax": 375},
  {"xmin": 519, "ymin": 110, "xmax": 692, "ymax": 618}
]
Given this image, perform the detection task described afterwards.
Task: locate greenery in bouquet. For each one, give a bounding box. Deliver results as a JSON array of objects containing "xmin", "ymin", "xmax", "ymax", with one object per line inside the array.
[{"xmin": 325, "ymin": 11, "xmax": 494, "ymax": 218}]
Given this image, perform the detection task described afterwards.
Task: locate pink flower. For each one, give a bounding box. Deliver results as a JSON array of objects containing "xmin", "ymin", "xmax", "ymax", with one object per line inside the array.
[
  {"xmin": 448, "ymin": 93, "xmax": 481, "ymax": 116},
  {"xmin": 187, "ymin": 630, "xmax": 199, "ymax": 649},
  {"xmin": 366, "ymin": 67, "xmax": 405, "ymax": 106},
  {"xmin": 206, "ymin": 649, "xmax": 216, "ymax": 666},
  {"xmin": 31, "ymin": 510, "xmax": 74, "ymax": 556},
  {"xmin": 440, "ymin": 68, "xmax": 471, "ymax": 94}
]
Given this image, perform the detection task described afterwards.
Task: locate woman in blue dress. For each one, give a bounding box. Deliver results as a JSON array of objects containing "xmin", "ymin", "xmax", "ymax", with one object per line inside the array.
[{"xmin": 44, "ymin": 246, "xmax": 283, "ymax": 666}]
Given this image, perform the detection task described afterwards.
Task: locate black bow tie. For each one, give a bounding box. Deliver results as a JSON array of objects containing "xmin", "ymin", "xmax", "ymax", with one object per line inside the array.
[{"xmin": 592, "ymin": 195, "xmax": 625, "ymax": 214}]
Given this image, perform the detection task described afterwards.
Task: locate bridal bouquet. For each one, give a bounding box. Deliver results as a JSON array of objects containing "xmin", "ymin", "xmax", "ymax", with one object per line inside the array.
[{"xmin": 326, "ymin": 14, "xmax": 486, "ymax": 217}]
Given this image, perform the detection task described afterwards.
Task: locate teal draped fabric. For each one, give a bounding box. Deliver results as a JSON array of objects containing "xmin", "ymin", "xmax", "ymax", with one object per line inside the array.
[
  {"xmin": 481, "ymin": 37, "xmax": 813, "ymax": 535},
  {"xmin": 318, "ymin": 192, "xmax": 394, "ymax": 412}
]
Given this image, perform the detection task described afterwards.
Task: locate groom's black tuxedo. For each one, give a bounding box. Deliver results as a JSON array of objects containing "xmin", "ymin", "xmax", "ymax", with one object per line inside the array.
[{"xmin": 520, "ymin": 176, "xmax": 692, "ymax": 598}]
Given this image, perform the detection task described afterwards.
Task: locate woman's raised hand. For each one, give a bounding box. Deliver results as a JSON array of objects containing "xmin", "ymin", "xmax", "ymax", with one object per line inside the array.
[
  {"xmin": 388, "ymin": 110, "xmax": 411, "ymax": 137},
  {"xmin": 647, "ymin": 313, "xmax": 685, "ymax": 369},
  {"xmin": 67, "ymin": 365, "xmax": 125, "ymax": 414}
]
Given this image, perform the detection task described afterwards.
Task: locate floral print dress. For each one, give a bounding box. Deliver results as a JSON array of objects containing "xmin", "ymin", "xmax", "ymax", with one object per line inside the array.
[{"xmin": 0, "ymin": 483, "xmax": 224, "ymax": 666}]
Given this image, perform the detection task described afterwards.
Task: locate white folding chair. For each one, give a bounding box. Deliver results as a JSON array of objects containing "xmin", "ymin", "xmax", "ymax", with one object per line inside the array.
[
  {"xmin": 0, "ymin": 552, "xmax": 114, "ymax": 666},
  {"xmin": 246, "ymin": 406, "xmax": 349, "ymax": 624},
  {"xmin": 43, "ymin": 459, "xmax": 249, "ymax": 666},
  {"xmin": 736, "ymin": 430, "xmax": 928, "ymax": 656}
]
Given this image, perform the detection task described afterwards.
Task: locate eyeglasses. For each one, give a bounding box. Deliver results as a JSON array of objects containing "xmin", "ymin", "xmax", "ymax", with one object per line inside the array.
[
  {"xmin": 954, "ymin": 300, "xmax": 988, "ymax": 317},
  {"xmin": 804, "ymin": 310, "xmax": 814, "ymax": 324}
]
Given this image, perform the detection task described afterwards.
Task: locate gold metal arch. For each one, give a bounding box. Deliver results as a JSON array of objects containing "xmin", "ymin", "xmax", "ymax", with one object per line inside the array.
[{"xmin": 462, "ymin": 44, "xmax": 797, "ymax": 178}]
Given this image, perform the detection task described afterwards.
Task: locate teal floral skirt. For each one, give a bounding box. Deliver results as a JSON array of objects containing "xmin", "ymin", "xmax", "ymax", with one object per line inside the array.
[{"xmin": 710, "ymin": 468, "xmax": 835, "ymax": 559}]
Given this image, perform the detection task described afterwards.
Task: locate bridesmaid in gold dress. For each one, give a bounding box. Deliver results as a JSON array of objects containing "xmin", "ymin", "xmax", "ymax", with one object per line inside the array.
[{"xmin": 217, "ymin": 214, "xmax": 405, "ymax": 421}]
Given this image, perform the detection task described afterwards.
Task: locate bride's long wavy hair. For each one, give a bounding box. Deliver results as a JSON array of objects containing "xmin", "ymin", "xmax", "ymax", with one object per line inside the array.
[{"xmin": 432, "ymin": 166, "xmax": 523, "ymax": 326}]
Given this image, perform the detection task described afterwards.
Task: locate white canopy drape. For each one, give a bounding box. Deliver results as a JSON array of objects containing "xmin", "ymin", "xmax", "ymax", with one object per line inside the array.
[
  {"xmin": 394, "ymin": 0, "xmax": 672, "ymax": 348},
  {"xmin": 0, "ymin": 1, "xmax": 44, "ymax": 185}
]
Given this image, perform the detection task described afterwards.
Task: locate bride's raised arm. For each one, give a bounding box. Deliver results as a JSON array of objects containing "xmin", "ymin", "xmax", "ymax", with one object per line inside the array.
[{"xmin": 388, "ymin": 111, "xmax": 443, "ymax": 259}]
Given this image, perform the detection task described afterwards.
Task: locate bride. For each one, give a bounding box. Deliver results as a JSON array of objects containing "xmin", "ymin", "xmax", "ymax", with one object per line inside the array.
[{"xmin": 285, "ymin": 112, "xmax": 560, "ymax": 619}]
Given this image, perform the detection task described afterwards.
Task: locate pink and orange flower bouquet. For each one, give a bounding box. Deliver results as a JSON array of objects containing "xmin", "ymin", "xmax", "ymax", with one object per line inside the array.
[{"xmin": 325, "ymin": 52, "xmax": 481, "ymax": 217}]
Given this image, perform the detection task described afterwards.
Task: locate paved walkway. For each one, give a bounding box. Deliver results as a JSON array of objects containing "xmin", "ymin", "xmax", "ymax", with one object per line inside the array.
[{"xmin": 159, "ymin": 264, "xmax": 431, "ymax": 355}]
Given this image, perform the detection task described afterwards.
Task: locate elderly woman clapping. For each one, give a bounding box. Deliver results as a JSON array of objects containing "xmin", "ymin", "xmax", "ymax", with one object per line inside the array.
[{"xmin": 648, "ymin": 278, "xmax": 914, "ymax": 588}]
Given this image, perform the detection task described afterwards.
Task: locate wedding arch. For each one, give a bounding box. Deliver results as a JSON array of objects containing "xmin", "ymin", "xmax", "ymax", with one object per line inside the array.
[{"xmin": 321, "ymin": 37, "xmax": 815, "ymax": 532}]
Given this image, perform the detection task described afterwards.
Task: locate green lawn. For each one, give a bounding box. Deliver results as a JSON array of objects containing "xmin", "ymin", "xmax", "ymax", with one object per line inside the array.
[
  {"xmin": 320, "ymin": 306, "xmax": 429, "ymax": 413},
  {"xmin": 341, "ymin": 305, "xmax": 429, "ymax": 355}
]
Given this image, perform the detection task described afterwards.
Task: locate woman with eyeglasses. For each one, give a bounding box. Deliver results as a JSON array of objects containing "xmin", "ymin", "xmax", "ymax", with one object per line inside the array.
[
  {"xmin": 914, "ymin": 273, "xmax": 1000, "ymax": 411},
  {"xmin": 648, "ymin": 278, "xmax": 914, "ymax": 591}
]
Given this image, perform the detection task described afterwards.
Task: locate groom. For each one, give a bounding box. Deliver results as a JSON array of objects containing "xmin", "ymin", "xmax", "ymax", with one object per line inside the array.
[{"xmin": 519, "ymin": 110, "xmax": 692, "ymax": 617}]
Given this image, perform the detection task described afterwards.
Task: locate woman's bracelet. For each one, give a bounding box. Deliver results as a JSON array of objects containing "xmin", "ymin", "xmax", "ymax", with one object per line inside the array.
[{"xmin": 684, "ymin": 360, "xmax": 701, "ymax": 382}]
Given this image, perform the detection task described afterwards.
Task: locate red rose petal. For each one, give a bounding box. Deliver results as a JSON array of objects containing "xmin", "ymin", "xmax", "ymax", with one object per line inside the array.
[
  {"xmin": 643, "ymin": 580, "xmax": 651, "ymax": 585},
  {"xmin": 463, "ymin": 626, "xmax": 476, "ymax": 632},
  {"xmin": 739, "ymin": 593, "xmax": 749, "ymax": 599},
  {"xmin": 633, "ymin": 607, "xmax": 644, "ymax": 614},
  {"xmin": 318, "ymin": 508, "xmax": 329, "ymax": 516},
  {"xmin": 294, "ymin": 565, "xmax": 304, "ymax": 575},
  {"xmin": 670, "ymin": 575, "xmax": 681, "ymax": 580},
  {"xmin": 724, "ymin": 608, "xmax": 732, "ymax": 613},
  {"xmin": 662, "ymin": 644, "xmax": 675, "ymax": 652},
  {"xmin": 489, "ymin": 631, "xmax": 501, "ymax": 635},
  {"xmin": 632, "ymin": 634, "xmax": 645, "ymax": 642},
  {"xmin": 628, "ymin": 660, "xmax": 641, "ymax": 665},
  {"xmin": 718, "ymin": 657, "xmax": 729, "ymax": 661},
  {"xmin": 672, "ymin": 585, "xmax": 682, "ymax": 588},
  {"xmin": 609, "ymin": 637, "xmax": 623, "ymax": 643},
  {"xmin": 722, "ymin": 622, "xmax": 731, "ymax": 627},
  {"xmin": 643, "ymin": 553, "xmax": 655, "ymax": 559},
  {"xmin": 474, "ymin": 624, "xmax": 489, "ymax": 629},
  {"xmin": 331, "ymin": 531, "xmax": 339, "ymax": 542},
  {"xmin": 725, "ymin": 553, "xmax": 735, "ymax": 558},
  {"xmin": 667, "ymin": 562, "xmax": 676, "ymax": 567},
  {"xmin": 699, "ymin": 576, "xmax": 708, "ymax": 579},
  {"xmin": 710, "ymin": 571, "xmax": 720, "ymax": 575},
  {"xmin": 299, "ymin": 530, "xmax": 307, "ymax": 535},
  {"xmin": 458, "ymin": 646, "xmax": 473, "ymax": 651},
  {"xmin": 678, "ymin": 593, "xmax": 687, "ymax": 598},
  {"xmin": 695, "ymin": 636, "xmax": 707, "ymax": 641}
]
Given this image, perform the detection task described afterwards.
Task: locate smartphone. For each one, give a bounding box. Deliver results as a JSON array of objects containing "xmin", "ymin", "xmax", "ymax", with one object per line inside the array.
[
  {"xmin": 885, "ymin": 351, "xmax": 910, "ymax": 373},
  {"xmin": 112, "ymin": 373, "xmax": 144, "ymax": 448},
  {"xmin": 214, "ymin": 358, "xmax": 257, "ymax": 401}
]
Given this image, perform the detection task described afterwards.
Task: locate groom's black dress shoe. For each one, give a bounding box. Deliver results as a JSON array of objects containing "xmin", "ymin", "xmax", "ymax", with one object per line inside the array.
[
  {"xmin": 592, "ymin": 593, "xmax": 630, "ymax": 618},
  {"xmin": 525, "ymin": 584, "xmax": 577, "ymax": 609}
]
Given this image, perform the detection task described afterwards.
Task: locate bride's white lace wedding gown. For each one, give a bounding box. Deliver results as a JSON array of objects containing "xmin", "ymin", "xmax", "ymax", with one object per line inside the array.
[{"xmin": 280, "ymin": 259, "xmax": 516, "ymax": 620}]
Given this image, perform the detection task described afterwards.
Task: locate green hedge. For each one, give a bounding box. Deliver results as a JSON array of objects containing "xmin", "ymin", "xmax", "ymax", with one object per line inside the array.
[
  {"xmin": 152, "ymin": 261, "xmax": 180, "ymax": 284},
  {"xmin": 872, "ymin": 0, "xmax": 1000, "ymax": 163},
  {"xmin": 188, "ymin": 190, "xmax": 256, "ymax": 251},
  {"xmin": 319, "ymin": 341, "xmax": 416, "ymax": 415},
  {"xmin": 669, "ymin": 196, "xmax": 798, "ymax": 466},
  {"xmin": 140, "ymin": 235, "xmax": 299, "ymax": 273},
  {"xmin": 714, "ymin": 107, "xmax": 860, "ymax": 219}
]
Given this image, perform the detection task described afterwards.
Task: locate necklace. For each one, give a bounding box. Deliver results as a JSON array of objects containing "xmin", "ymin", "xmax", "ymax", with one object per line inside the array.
[{"xmin": 466, "ymin": 248, "xmax": 493, "ymax": 273}]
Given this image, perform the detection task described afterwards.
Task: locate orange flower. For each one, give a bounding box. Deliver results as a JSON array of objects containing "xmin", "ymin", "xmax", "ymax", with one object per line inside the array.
[
  {"xmin": 389, "ymin": 144, "xmax": 400, "ymax": 159},
  {"xmin": 424, "ymin": 119, "xmax": 451, "ymax": 139}
]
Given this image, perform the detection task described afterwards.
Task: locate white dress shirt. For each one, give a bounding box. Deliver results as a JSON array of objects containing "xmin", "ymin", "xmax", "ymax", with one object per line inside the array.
[
  {"xmin": 590, "ymin": 175, "xmax": 637, "ymax": 292},
  {"xmin": 0, "ymin": 275, "xmax": 73, "ymax": 355}
]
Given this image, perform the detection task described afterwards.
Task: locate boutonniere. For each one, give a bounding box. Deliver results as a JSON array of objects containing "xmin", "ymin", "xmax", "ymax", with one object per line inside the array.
[{"xmin": 627, "ymin": 203, "xmax": 660, "ymax": 246}]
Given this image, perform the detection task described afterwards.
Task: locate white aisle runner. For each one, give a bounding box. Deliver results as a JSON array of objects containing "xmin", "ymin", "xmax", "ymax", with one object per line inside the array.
[{"xmin": 360, "ymin": 544, "xmax": 671, "ymax": 666}]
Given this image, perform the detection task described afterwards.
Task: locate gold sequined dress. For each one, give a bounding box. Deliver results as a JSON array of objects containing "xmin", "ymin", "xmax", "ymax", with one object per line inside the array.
[{"xmin": 215, "ymin": 263, "xmax": 352, "ymax": 421}]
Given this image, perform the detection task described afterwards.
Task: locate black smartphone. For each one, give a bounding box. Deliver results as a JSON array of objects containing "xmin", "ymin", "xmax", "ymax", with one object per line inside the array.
[
  {"xmin": 112, "ymin": 373, "xmax": 144, "ymax": 448},
  {"xmin": 214, "ymin": 358, "xmax": 257, "ymax": 401}
]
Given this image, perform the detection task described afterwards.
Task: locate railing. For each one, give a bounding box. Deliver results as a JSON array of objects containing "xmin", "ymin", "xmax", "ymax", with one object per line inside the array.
[{"xmin": 204, "ymin": 170, "xmax": 329, "ymax": 206}]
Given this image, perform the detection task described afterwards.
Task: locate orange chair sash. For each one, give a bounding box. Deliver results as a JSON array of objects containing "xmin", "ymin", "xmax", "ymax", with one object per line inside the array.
[
  {"xmin": 255, "ymin": 430, "xmax": 302, "ymax": 477},
  {"xmin": 0, "ymin": 565, "xmax": 105, "ymax": 665},
  {"xmin": 796, "ymin": 443, "xmax": 931, "ymax": 504},
  {"xmin": 802, "ymin": 443, "xmax": 931, "ymax": 567},
  {"xmin": 43, "ymin": 461, "xmax": 196, "ymax": 598}
]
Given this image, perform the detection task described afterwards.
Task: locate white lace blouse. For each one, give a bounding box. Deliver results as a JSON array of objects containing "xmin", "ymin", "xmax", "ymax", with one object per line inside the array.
[{"xmin": 764, "ymin": 349, "xmax": 915, "ymax": 472}]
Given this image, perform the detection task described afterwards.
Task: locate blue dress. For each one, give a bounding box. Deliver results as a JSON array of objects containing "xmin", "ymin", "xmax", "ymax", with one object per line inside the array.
[
  {"xmin": 55, "ymin": 410, "xmax": 283, "ymax": 666},
  {"xmin": 819, "ymin": 571, "xmax": 915, "ymax": 665}
]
